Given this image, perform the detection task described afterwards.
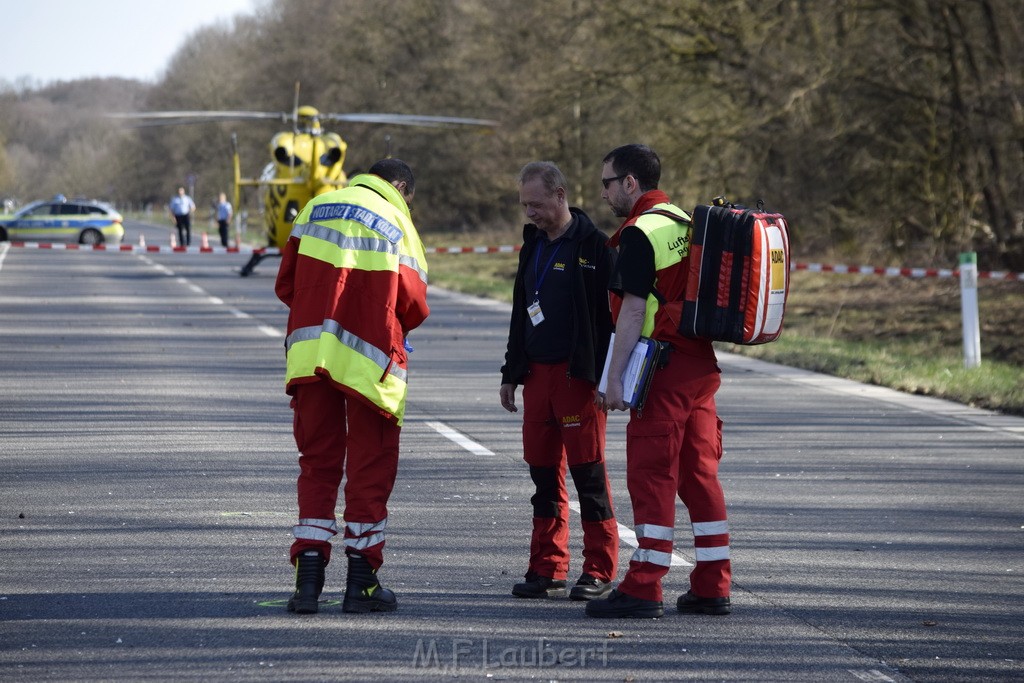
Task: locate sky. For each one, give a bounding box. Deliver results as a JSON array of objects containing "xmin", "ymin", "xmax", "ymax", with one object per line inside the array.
[{"xmin": 0, "ymin": 0, "xmax": 260, "ymax": 86}]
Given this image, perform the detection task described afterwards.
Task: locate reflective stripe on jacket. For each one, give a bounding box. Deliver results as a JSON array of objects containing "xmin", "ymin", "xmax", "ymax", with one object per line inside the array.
[{"xmin": 275, "ymin": 173, "xmax": 429, "ymax": 425}]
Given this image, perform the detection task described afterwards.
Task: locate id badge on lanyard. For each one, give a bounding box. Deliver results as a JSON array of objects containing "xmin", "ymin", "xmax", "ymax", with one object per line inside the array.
[
  {"xmin": 527, "ymin": 300, "xmax": 545, "ymax": 326},
  {"xmin": 528, "ymin": 240, "xmax": 562, "ymax": 327}
]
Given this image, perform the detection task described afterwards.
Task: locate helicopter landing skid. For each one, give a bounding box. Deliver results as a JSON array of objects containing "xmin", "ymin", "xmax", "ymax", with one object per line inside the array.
[{"xmin": 239, "ymin": 248, "xmax": 282, "ymax": 277}]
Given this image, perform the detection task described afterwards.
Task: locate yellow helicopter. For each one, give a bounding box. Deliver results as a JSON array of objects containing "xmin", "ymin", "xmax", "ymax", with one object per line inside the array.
[{"xmin": 112, "ymin": 88, "xmax": 496, "ymax": 275}]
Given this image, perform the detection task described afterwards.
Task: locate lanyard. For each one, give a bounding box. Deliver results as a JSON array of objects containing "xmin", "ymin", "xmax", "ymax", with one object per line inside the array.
[{"xmin": 532, "ymin": 239, "xmax": 563, "ymax": 300}]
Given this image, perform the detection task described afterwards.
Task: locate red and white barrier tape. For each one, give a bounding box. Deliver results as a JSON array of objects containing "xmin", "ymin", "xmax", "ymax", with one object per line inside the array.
[
  {"xmin": 431, "ymin": 247, "xmax": 1024, "ymax": 280},
  {"xmin": 428, "ymin": 245, "xmax": 521, "ymax": 254},
  {"xmin": 791, "ymin": 262, "xmax": 1024, "ymax": 281},
  {"xmin": 5, "ymin": 241, "xmax": 1022, "ymax": 281},
  {"xmin": 7, "ymin": 241, "xmax": 255, "ymax": 254}
]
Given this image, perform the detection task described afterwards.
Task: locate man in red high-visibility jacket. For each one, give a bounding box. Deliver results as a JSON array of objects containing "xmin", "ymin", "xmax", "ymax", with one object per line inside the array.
[
  {"xmin": 275, "ymin": 158, "xmax": 429, "ymax": 615},
  {"xmin": 587, "ymin": 144, "xmax": 731, "ymax": 619}
]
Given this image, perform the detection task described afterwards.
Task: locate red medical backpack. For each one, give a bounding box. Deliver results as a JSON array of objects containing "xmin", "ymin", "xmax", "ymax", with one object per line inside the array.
[{"xmin": 678, "ymin": 199, "xmax": 791, "ymax": 345}]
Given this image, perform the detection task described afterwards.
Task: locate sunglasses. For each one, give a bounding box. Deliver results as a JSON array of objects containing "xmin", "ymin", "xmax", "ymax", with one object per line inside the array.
[{"xmin": 601, "ymin": 174, "xmax": 629, "ymax": 189}]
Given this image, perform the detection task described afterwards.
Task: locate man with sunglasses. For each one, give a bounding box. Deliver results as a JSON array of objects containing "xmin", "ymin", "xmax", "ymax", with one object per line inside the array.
[
  {"xmin": 587, "ymin": 144, "xmax": 732, "ymax": 619},
  {"xmin": 500, "ymin": 161, "xmax": 619, "ymax": 602}
]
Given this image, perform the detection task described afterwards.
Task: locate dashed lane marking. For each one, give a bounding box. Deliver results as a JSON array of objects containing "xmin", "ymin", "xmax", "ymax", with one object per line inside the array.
[
  {"xmin": 848, "ymin": 669, "xmax": 898, "ymax": 682},
  {"xmin": 425, "ymin": 420, "xmax": 496, "ymax": 456},
  {"xmin": 136, "ymin": 253, "xmax": 284, "ymax": 338}
]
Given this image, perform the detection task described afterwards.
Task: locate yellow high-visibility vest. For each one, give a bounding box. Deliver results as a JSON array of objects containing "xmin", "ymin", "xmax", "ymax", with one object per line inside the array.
[
  {"xmin": 280, "ymin": 174, "xmax": 428, "ymax": 424},
  {"xmin": 631, "ymin": 204, "xmax": 691, "ymax": 337}
]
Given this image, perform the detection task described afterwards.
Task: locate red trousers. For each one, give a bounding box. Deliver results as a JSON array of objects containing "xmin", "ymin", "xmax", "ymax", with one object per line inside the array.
[
  {"xmin": 616, "ymin": 353, "xmax": 730, "ymax": 602},
  {"xmin": 289, "ymin": 379, "xmax": 400, "ymax": 570},
  {"xmin": 521, "ymin": 362, "xmax": 618, "ymax": 582}
]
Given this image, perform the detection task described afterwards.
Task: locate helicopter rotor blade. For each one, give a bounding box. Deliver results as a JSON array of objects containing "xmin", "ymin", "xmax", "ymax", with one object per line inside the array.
[
  {"xmin": 319, "ymin": 113, "xmax": 498, "ymax": 128},
  {"xmin": 108, "ymin": 110, "xmax": 497, "ymax": 129},
  {"xmin": 107, "ymin": 111, "xmax": 290, "ymax": 127}
]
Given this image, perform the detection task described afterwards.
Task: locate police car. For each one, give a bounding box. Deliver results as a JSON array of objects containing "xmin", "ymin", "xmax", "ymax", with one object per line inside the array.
[{"xmin": 0, "ymin": 195, "xmax": 124, "ymax": 245}]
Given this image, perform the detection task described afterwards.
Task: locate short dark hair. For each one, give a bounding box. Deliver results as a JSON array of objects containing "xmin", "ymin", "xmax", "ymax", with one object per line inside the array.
[
  {"xmin": 368, "ymin": 158, "xmax": 415, "ymax": 194},
  {"xmin": 602, "ymin": 144, "xmax": 660, "ymax": 192},
  {"xmin": 517, "ymin": 161, "xmax": 567, "ymax": 196}
]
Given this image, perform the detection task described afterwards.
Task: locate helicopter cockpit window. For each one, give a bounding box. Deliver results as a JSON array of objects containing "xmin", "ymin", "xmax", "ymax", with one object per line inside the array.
[
  {"xmin": 296, "ymin": 116, "xmax": 321, "ymax": 135},
  {"xmin": 284, "ymin": 201, "xmax": 300, "ymax": 223},
  {"xmin": 275, "ymin": 146, "xmax": 303, "ymax": 166},
  {"xmin": 320, "ymin": 147, "xmax": 342, "ymax": 167}
]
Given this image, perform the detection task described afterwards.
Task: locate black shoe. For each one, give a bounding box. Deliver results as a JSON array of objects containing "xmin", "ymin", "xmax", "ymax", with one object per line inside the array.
[
  {"xmin": 512, "ymin": 572, "xmax": 567, "ymax": 599},
  {"xmin": 676, "ymin": 590, "xmax": 731, "ymax": 615},
  {"xmin": 287, "ymin": 549, "xmax": 326, "ymax": 614},
  {"xmin": 585, "ymin": 589, "xmax": 663, "ymax": 618},
  {"xmin": 343, "ymin": 554, "xmax": 397, "ymax": 613},
  {"xmin": 569, "ymin": 573, "xmax": 612, "ymax": 601}
]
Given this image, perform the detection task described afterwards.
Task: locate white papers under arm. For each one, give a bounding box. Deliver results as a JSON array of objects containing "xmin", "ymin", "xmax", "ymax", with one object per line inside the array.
[
  {"xmin": 598, "ymin": 334, "xmax": 660, "ymax": 407},
  {"xmin": 622, "ymin": 340, "xmax": 651, "ymax": 406}
]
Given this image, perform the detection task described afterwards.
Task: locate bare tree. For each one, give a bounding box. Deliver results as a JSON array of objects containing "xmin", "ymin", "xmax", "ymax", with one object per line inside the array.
[{"xmin": 3, "ymin": 0, "xmax": 1021, "ymax": 266}]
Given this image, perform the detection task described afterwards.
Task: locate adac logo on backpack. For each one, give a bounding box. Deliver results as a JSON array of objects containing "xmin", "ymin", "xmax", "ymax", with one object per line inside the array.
[{"xmin": 680, "ymin": 196, "xmax": 791, "ymax": 345}]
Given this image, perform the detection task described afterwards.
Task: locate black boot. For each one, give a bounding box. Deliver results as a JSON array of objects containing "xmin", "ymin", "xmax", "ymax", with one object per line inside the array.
[
  {"xmin": 343, "ymin": 554, "xmax": 397, "ymax": 613},
  {"xmin": 569, "ymin": 573, "xmax": 612, "ymax": 601},
  {"xmin": 512, "ymin": 572, "xmax": 567, "ymax": 599},
  {"xmin": 585, "ymin": 589, "xmax": 664, "ymax": 618},
  {"xmin": 287, "ymin": 549, "xmax": 326, "ymax": 614}
]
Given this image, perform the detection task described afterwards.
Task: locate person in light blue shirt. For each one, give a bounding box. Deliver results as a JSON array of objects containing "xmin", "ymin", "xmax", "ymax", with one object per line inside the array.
[
  {"xmin": 215, "ymin": 192, "xmax": 233, "ymax": 247},
  {"xmin": 169, "ymin": 187, "xmax": 196, "ymax": 246}
]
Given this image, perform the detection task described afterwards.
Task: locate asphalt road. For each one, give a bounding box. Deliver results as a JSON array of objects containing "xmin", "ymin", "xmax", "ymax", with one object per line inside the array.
[{"xmin": 1, "ymin": 222, "xmax": 1022, "ymax": 682}]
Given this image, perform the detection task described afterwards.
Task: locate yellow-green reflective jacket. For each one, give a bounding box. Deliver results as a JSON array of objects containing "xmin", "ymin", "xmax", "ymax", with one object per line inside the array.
[{"xmin": 274, "ymin": 174, "xmax": 430, "ymax": 425}]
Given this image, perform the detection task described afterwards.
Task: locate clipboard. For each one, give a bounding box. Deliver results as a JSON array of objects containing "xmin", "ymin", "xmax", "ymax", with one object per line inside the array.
[{"xmin": 598, "ymin": 333, "xmax": 664, "ymax": 410}]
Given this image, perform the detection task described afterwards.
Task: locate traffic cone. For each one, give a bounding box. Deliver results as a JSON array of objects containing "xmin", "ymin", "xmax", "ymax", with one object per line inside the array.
[
  {"xmin": 201, "ymin": 231, "xmax": 209, "ymax": 249},
  {"xmin": 170, "ymin": 233, "xmax": 177, "ymax": 248}
]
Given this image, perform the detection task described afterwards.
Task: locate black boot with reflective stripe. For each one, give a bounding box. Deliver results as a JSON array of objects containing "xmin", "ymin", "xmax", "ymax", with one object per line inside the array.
[
  {"xmin": 343, "ymin": 553, "xmax": 397, "ymax": 613},
  {"xmin": 287, "ymin": 549, "xmax": 326, "ymax": 614}
]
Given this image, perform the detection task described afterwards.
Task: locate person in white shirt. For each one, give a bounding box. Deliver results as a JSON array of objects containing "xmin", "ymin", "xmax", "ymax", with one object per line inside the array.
[
  {"xmin": 215, "ymin": 193, "xmax": 233, "ymax": 247},
  {"xmin": 169, "ymin": 187, "xmax": 196, "ymax": 246}
]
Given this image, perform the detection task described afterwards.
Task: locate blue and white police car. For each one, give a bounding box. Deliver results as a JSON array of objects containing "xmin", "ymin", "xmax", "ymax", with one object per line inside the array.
[{"xmin": 0, "ymin": 195, "xmax": 124, "ymax": 245}]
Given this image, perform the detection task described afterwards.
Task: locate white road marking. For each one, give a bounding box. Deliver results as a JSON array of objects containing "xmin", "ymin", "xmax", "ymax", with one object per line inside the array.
[
  {"xmin": 136, "ymin": 253, "xmax": 284, "ymax": 339},
  {"xmin": 138, "ymin": 254, "xmax": 174, "ymax": 275},
  {"xmin": 848, "ymin": 669, "xmax": 897, "ymax": 682},
  {"xmin": 423, "ymin": 418, "xmax": 693, "ymax": 567},
  {"xmin": 425, "ymin": 420, "xmax": 495, "ymax": 456}
]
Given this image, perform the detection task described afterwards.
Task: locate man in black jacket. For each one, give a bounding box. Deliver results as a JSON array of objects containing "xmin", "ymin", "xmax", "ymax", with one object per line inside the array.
[{"xmin": 500, "ymin": 161, "xmax": 619, "ymax": 601}]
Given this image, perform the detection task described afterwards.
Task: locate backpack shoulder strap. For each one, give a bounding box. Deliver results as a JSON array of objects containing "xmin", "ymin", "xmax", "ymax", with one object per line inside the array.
[{"xmin": 642, "ymin": 207, "xmax": 691, "ymax": 223}]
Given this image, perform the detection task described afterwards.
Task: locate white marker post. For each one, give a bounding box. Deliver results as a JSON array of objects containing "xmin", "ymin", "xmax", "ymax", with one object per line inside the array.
[{"xmin": 959, "ymin": 252, "xmax": 981, "ymax": 369}]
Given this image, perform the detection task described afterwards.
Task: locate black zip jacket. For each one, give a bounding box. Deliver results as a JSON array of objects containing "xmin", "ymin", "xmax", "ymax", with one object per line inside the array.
[{"xmin": 500, "ymin": 207, "xmax": 616, "ymax": 386}]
